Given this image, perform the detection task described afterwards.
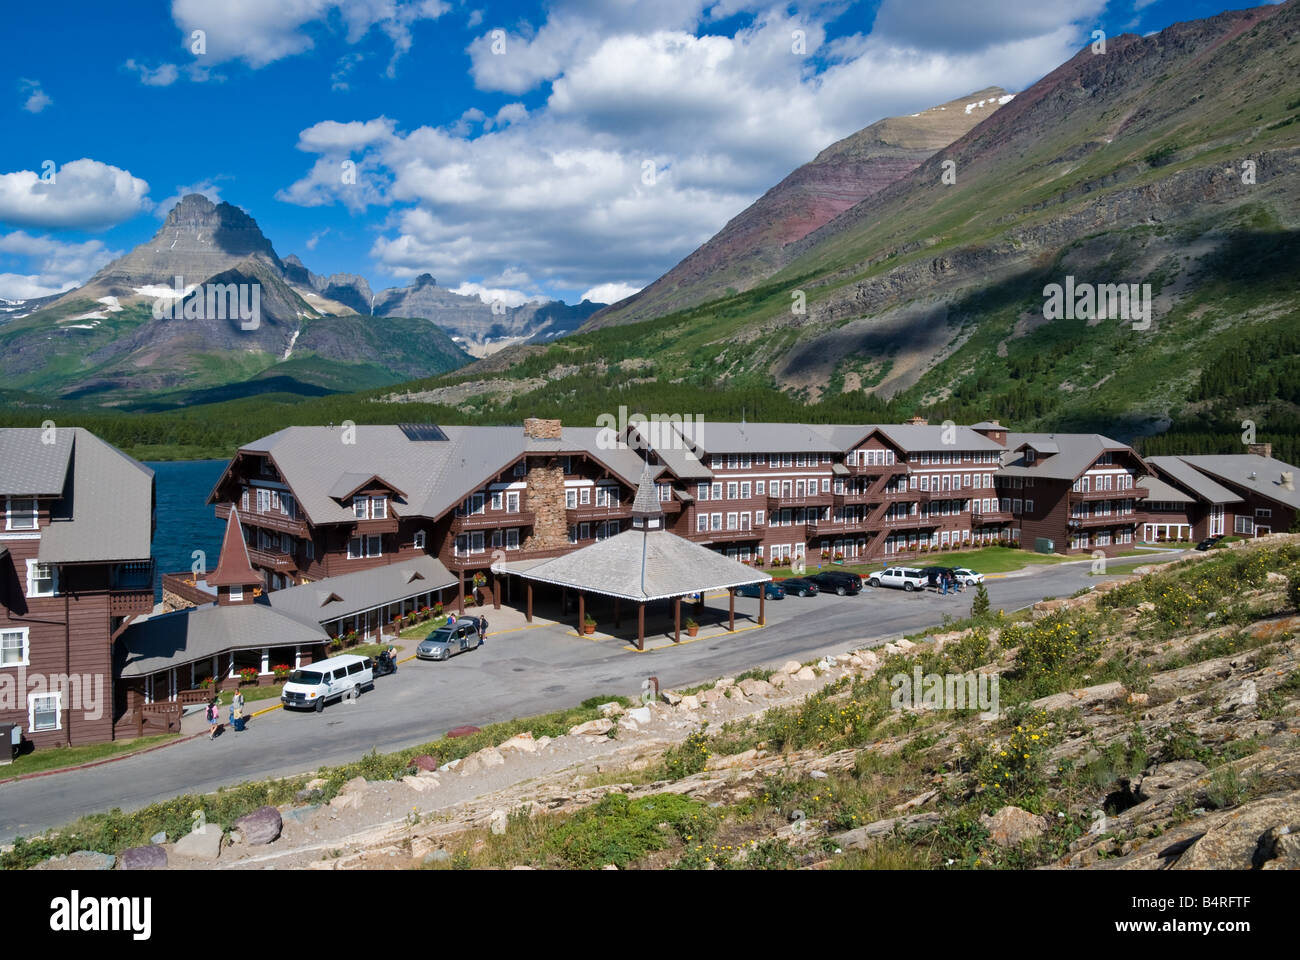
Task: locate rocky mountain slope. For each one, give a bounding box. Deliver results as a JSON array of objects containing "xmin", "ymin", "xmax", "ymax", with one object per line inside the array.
[
  {"xmin": 457, "ymin": 2, "xmax": 1300, "ymax": 452},
  {"xmin": 373, "ymin": 274, "xmax": 604, "ymax": 358},
  {"xmin": 0, "ymin": 196, "xmax": 472, "ymax": 404},
  {"xmin": 592, "ymin": 87, "xmax": 1012, "ymax": 325},
  {"xmin": 12, "ymin": 536, "xmax": 1300, "ymax": 871}
]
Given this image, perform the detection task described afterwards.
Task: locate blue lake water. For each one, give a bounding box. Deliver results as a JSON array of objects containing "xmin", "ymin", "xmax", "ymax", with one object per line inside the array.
[{"xmin": 147, "ymin": 459, "xmax": 229, "ymax": 598}]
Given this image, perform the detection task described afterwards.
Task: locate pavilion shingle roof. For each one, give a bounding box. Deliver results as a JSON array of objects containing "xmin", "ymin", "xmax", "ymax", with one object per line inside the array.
[{"xmin": 502, "ymin": 527, "xmax": 768, "ymax": 602}]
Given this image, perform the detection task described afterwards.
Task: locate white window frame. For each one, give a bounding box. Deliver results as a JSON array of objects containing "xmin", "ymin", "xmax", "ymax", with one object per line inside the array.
[
  {"xmin": 26, "ymin": 559, "xmax": 57, "ymax": 598},
  {"xmin": 1, "ymin": 627, "xmax": 29, "ymax": 668},
  {"xmin": 413, "ymin": 530, "xmax": 426, "ymax": 550},
  {"xmin": 5, "ymin": 497, "xmax": 38, "ymax": 531},
  {"xmin": 29, "ymin": 691, "xmax": 61, "ymax": 732},
  {"xmin": 566, "ymin": 489, "xmax": 578, "ymax": 509},
  {"xmin": 352, "ymin": 495, "xmax": 368, "ymax": 519}
]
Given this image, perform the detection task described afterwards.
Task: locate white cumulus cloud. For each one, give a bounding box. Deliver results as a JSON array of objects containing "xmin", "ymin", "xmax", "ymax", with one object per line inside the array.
[{"xmin": 0, "ymin": 159, "xmax": 151, "ymax": 230}]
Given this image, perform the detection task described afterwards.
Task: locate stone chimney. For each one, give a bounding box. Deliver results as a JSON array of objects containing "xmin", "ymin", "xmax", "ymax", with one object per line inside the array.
[
  {"xmin": 523, "ymin": 417, "xmax": 562, "ymax": 440},
  {"xmin": 1247, "ymin": 442, "xmax": 1272, "ymax": 459}
]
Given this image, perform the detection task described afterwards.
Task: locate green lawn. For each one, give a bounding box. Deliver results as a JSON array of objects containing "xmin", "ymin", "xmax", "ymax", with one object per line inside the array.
[
  {"xmin": 773, "ymin": 546, "xmax": 1075, "ymax": 581},
  {"xmin": 216, "ymin": 685, "xmax": 284, "ymax": 705},
  {"xmin": 3, "ymin": 734, "xmax": 178, "ymax": 777}
]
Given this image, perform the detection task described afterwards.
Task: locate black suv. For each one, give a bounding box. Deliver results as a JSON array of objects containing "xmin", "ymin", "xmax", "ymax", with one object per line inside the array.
[
  {"xmin": 1195, "ymin": 535, "xmax": 1223, "ymax": 551},
  {"xmin": 808, "ymin": 571, "xmax": 863, "ymax": 596}
]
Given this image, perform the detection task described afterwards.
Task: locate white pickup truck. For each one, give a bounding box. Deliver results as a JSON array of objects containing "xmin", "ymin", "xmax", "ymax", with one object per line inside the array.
[{"xmin": 867, "ymin": 567, "xmax": 928, "ymax": 591}]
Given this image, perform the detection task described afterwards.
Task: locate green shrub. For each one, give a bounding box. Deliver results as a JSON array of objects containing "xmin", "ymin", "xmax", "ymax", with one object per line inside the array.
[
  {"xmin": 663, "ymin": 729, "xmax": 712, "ymax": 779},
  {"xmin": 545, "ymin": 792, "xmax": 703, "ymax": 868},
  {"xmin": 971, "ymin": 583, "xmax": 990, "ymax": 617}
]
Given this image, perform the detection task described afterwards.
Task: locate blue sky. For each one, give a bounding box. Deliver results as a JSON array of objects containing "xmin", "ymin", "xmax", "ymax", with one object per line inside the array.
[{"xmin": 0, "ymin": 0, "xmax": 1278, "ymax": 306}]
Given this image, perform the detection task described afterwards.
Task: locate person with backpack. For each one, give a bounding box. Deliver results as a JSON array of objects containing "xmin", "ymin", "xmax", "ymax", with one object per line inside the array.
[
  {"xmin": 230, "ymin": 689, "xmax": 245, "ymax": 732},
  {"xmin": 207, "ymin": 698, "xmax": 220, "ymax": 739},
  {"xmin": 477, "ymin": 616, "xmax": 488, "ymax": 646}
]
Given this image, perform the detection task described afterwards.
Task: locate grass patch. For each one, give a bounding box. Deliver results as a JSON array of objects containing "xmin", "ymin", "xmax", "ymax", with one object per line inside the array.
[{"xmin": 2, "ymin": 734, "xmax": 177, "ymax": 778}]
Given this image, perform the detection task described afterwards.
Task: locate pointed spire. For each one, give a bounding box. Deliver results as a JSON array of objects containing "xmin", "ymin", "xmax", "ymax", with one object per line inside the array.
[
  {"xmin": 208, "ymin": 506, "xmax": 261, "ymax": 599},
  {"xmin": 630, "ymin": 462, "xmax": 664, "ymax": 529}
]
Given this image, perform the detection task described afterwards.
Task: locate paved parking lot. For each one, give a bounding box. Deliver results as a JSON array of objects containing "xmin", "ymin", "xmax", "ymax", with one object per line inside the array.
[{"xmin": 0, "ymin": 550, "xmax": 1184, "ymax": 841}]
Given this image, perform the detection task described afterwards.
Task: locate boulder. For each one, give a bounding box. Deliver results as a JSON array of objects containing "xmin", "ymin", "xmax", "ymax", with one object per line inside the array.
[
  {"xmin": 768, "ymin": 673, "xmax": 788, "ymax": 689},
  {"xmin": 568, "ymin": 718, "xmax": 614, "ymax": 737},
  {"xmin": 858, "ymin": 650, "xmax": 879, "ymax": 665},
  {"xmin": 706, "ymin": 749, "xmax": 759, "ymax": 771},
  {"xmin": 402, "ymin": 775, "xmax": 438, "ymax": 793},
  {"xmin": 233, "ymin": 806, "xmax": 283, "ymax": 846},
  {"xmin": 173, "ymin": 823, "xmax": 223, "ymax": 861},
  {"xmin": 150, "ymin": 831, "xmax": 167, "ymax": 845},
  {"xmin": 660, "ymin": 690, "xmax": 683, "ymax": 706},
  {"xmin": 489, "ymin": 810, "xmax": 509, "ymax": 835},
  {"xmin": 896, "ymin": 639, "xmax": 917, "ymax": 651},
  {"xmin": 35, "ymin": 850, "xmax": 116, "ymax": 871},
  {"xmin": 679, "ymin": 695, "xmax": 701, "ymax": 711},
  {"xmin": 1174, "ymin": 796, "xmax": 1300, "ymax": 869},
  {"xmin": 699, "ymin": 688, "xmax": 725, "ymax": 705},
  {"xmin": 598, "ymin": 702, "xmax": 625, "ymax": 718},
  {"xmin": 738, "ymin": 678, "xmax": 774, "ymax": 698},
  {"xmin": 281, "ymin": 804, "xmax": 320, "ymax": 824},
  {"xmin": 979, "ymin": 806, "xmax": 1046, "ymax": 847},
  {"xmin": 339, "ymin": 776, "xmax": 369, "ymax": 796},
  {"xmin": 715, "ymin": 677, "xmax": 736, "ymax": 688},
  {"xmin": 305, "ymin": 777, "xmax": 328, "ymax": 791},
  {"xmin": 777, "ymin": 661, "xmax": 802, "ymax": 675},
  {"xmin": 329, "ymin": 793, "xmax": 361, "ymax": 811},
  {"xmin": 498, "ymin": 732, "xmax": 539, "ymax": 754},
  {"xmin": 118, "ymin": 845, "xmax": 167, "ymax": 870},
  {"xmin": 408, "ymin": 754, "xmax": 439, "ymax": 772},
  {"xmin": 625, "ymin": 707, "xmax": 651, "ymax": 725},
  {"xmin": 460, "ymin": 746, "xmax": 506, "ymax": 774},
  {"xmin": 1134, "ymin": 761, "xmax": 1208, "ymax": 803},
  {"xmin": 794, "ymin": 667, "xmax": 816, "ymax": 682}
]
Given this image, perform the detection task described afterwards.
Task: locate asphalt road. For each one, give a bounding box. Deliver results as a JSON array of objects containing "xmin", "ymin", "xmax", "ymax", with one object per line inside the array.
[{"xmin": 0, "ymin": 551, "xmax": 1183, "ymax": 842}]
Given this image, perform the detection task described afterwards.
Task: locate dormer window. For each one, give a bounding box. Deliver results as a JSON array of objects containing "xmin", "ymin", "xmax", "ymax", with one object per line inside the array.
[
  {"xmin": 5, "ymin": 497, "xmax": 37, "ymax": 531},
  {"xmin": 371, "ymin": 496, "xmax": 387, "ymax": 519},
  {"xmin": 353, "ymin": 496, "xmax": 368, "ymax": 519},
  {"xmin": 1025, "ymin": 450, "xmax": 1036, "ymax": 464},
  {"xmin": 414, "ymin": 530, "xmax": 426, "ymax": 549}
]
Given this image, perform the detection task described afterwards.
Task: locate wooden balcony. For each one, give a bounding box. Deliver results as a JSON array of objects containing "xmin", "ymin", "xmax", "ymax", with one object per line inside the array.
[
  {"xmin": 161, "ymin": 571, "xmax": 217, "ymax": 605},
  {"xmin": 971, "ymin": 510, "xmax": 1013, "ymax": 525},
  {"xmin": 248, "ymin": 546, "xmax": 297, "ymax": 571},
  {"xmin": 349, "ymin": 516, "xmax": 400, "ymax": 534},
  {"xmin": 880, "ymin": 514, "xmax": 940, "ymax": 531},
  {"xmin": 109, "ymin": 587, "xmax": 154, "ymax": 617},
  {"xmin": 847, "ymin": 461, "xmax": 909, "ymax": 477},
  {"xmin": 1068, "ymin": 514, "xmax": 1138, "ymax": 529},
  {"xmin": 217, "ymin": 501, "xmax": 309, "ymax": 538},
  {"xmin": 834, "ymin": 487, "xmax": 913, "ymax": 507},
  {"xmin": 446, "ymin": 544, "xmax": 568, "ymax": 572},
  {"xmin": 566, "ymin": 504, "xmax": 631, "ymax": 524},
  {"xmin": 703, "ymin": 526, "xmax": 762, "ymax": 542},
  {"xmin": 451, "ymin": 510, "xmax": 535, "ymax": 532},
  {"xmin": 767, "ymin": 491, "xmax": 833, "ymax": 511},
  {"xmin": 1070, "ymin": 487, "xmax": 1147, "ymax": 503}
]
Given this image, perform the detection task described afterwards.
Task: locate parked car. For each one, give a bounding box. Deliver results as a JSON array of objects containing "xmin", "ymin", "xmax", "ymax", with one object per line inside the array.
[
  {"xmin": 418, "ymin": 617, "xmax": 485, "ymax": 661},
  {"xmin": 951, "ymin": 567, "xmax": 984, "ymax": 586},
  {"xmin": 778, "ymin": 577, "xmax": 820, "ymax": 597},
  {"xmin": 735, "ymin": 581, "xmax": 785, "ymax": 600},
  {"xmin": 808, "ymin": 571, "xmax": 863, "ymax": 596},
  {"xmin": 867, "ymin": 567, "xmax": 928, "ymax": 592},
  {"xmin": 281, "ymin": 653, "xmax": 374, "ymax": 712},
  {"xmin": 1195, "ymin": 535, "xmax": 1223, "ymax": 551}
]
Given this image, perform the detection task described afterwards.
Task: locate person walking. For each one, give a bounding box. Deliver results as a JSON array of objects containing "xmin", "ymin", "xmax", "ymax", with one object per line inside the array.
[
  {"xmin": 387, "ymin": 644, "xmax": 398, "ymax": 673},
  {"xmin": 477, "ymin": 616, "xmax": 488, "ymax": 646},
  {"xmin": 207, "ymin": 697, "xmax": 220, "ymax": 739},
  {"xmin": 230, "ymin": 689, "xmax": 245, "ymax": 732},
  {"xmin": 940, "ymin": 574, "xmax": 949, "ymax": 596}
]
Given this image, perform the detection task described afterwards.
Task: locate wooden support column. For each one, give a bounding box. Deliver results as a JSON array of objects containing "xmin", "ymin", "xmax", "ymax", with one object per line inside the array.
[
  {"xmin": 674, "ymin": 596, "xmax": 681, "ymax": 643},
  {"xmin": 637, "ymin": 602, "xmax": 645, "ymax": 651},
  {"xmin": 457, "ymin": 569, "xmax": 465, "ymax": 614},
  {"xmin": 526, "ymin": 581, "xmax": 533, "ymax": 623},
  {"xmin": 758, "ymin": 589, "xmax": 766, "ymax": 626},
  {"xmin": 493, "ymin": 572, "xmax": 501, "ymax": 610},
  {"xmin": 578, "ymin": 591, "xmax": 585, "ymax": 635},
  {"xmin": 728, "ymin": 589, "xmax": 735, "ymax": 631}
]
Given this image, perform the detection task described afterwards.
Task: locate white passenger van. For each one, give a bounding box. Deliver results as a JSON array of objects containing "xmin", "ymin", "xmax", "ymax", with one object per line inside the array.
[{"xmin": 281, "ymin": 653, "xmax": 374, "ymax": 712}]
